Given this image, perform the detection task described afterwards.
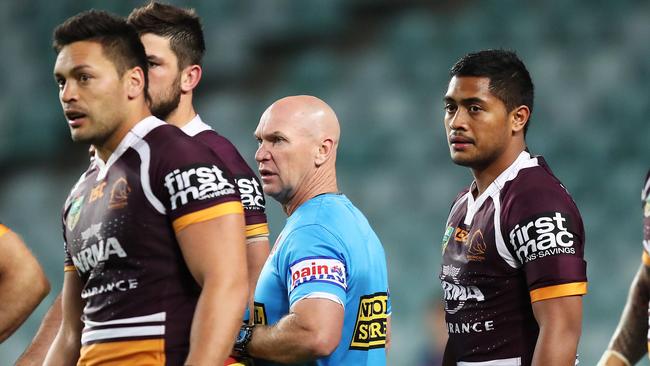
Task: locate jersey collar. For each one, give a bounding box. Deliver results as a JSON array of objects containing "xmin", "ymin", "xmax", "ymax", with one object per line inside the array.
[{"xmin": 180, "ymin": 114, "xmax": 213, "ymax": 137}]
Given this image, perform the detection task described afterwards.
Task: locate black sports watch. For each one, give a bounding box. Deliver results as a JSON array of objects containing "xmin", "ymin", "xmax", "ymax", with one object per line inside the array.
[{"xmin": 234, "ymin": 324, "xmax": 255, "ymax": 357}]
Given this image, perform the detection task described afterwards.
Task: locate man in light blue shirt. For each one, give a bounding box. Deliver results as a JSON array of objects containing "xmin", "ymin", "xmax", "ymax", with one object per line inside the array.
[{"xmin": 232, "ymin": 95, "xmax": 390, "ymax": 365}]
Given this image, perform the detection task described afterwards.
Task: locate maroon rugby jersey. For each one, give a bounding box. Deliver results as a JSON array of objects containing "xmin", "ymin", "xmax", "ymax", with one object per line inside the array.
[
  {"xmin": 180, "ymin": 115, "xmax": 268, "ymax": 239},
  {"xmin": 62, "ymin": 116, "xmax": 243, "ymax": 365},
  {"xmin": 439, "ymin": 151, "xmax": 587, "ymax": 365}
]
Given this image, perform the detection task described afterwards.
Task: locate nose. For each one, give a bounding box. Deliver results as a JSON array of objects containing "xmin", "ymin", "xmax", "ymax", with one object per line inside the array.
[
  {"xmin": 60, "ymin": 81, "xmax": 78, "ymax": 103},
  {"xmin": 447, "ymin": 108, "xmax": 467, "ymax": 131},
  {"xmin": 255, "ymin": 142, "xmax": 269, "ymax": 162}
]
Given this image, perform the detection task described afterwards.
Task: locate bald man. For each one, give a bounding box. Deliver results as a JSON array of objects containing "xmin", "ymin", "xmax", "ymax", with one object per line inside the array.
[{"xmin": 230, "ymin": 96, "xmax": 391, "ymax": 365}]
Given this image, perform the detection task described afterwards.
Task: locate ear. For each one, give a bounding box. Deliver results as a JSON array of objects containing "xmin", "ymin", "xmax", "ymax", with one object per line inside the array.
[
  {"xmin": 180, "ymin": 64, "xmax": 202, "ymax": 93},
  {"xmin": 125, "ymin": 66, "xmax": 146, "ymax": 100},
  {"xmin": 510, "ymin": 105, "xmax": 530, "ymax": 133},
  {"xmin": 314, "ymin": 138, "xmax": 335, "ymax": 167}
]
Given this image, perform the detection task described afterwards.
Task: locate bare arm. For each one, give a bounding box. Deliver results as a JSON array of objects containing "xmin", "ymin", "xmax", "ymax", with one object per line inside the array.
[
  {"xmin": 597, "ymin": 262, "xmax": 650, "ymax": 366},
  {"xmin": 0, "ymin": 230, "xmax": 50, "ymax": 342},
  {"xmin": 246, "ymin": 298, "xmax": 344, "ymax": 363},
  {"xmin": 178, "ymin": 213, "xmax": 248, "ymax": 366},
  {"xmin": 531, "ymin": 295, "xmax": 582, "ymax": 366},
  {"xmin": 43, "ymin": 272, "xmax": 84, "ymax": 366},
  {"xmin": 246, "ymin": 237, "xmax": 270, "ymax": 319},
  {"xmin": 16, "ymin": 294, "xmax": 63, "ymax": 366}
]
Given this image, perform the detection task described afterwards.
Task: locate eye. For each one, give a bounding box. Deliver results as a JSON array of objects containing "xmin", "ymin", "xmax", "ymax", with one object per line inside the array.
[
  {"xmin": 79, "ymin": 74, "xmax": 92, "ymax": 84},
  {"xmin": 148, "ymin": 61, "xmax": 159, "ymax": 69},
  {"xmin": 468, "ymin": 105, "xmax": 482, "ymax": 113},
  {"xmin": 444, "ymin": 104, "xmax": 457, "ymax": 113},
  {"xmin": 56, "ymin": 78, "xmax": 65, "ymax": 90}
]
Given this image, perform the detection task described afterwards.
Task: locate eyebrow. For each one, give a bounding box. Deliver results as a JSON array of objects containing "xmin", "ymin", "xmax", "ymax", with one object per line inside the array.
[
  {"xmin": 54, "ymin": 64, "xmax": 93, "ymax": 78},
  {"xmin": 443, "ymin": 96, "xmax": 487, "ymax": 105}
]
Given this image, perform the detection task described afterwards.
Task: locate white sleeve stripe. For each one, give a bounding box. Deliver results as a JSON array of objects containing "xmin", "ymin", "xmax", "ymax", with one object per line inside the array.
[
  {"xmin": 493, "ymin": 195, "xmax": 520, "ymax": 269},
  {"xmin": 133, "ymin": 141, "xmax": 166, "ymax": 214},
  {"xmin": 291, "ymin": 292, "xmax": 344, "ymax": 309}
]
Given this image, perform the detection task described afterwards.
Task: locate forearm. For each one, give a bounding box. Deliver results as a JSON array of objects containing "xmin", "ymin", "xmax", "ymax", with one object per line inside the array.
[
  {"xmin": 606, "ymin": 264, "xmax": 650, "ymax": 364},
  {"xmin": 531, "ymin": 324, "xmax": 580, "ymax": 366},
  {"xmin": 185, "ymin": 278, "xmax": 248, "ymax": 365},
  {"xmin": 43, "ymin": 327, "xmax": 81, "ymax": 366},
  {"xmin": 16, "ymin": 294, "xmax": 63, "ymax": 366},
  {"xmin": 0, "ymin": 262, "xmax": 50, "ymax": 342},
  {"xmin": 246, "ymin": 238, "xmax": 269, "ymax": 314},
  {"xmin": 248, "ymin": 314, "xmax": 326, "ymax": 363}
]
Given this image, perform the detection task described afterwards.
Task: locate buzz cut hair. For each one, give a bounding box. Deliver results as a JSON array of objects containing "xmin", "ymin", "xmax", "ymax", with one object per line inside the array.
[
  {"xmin": 128, "ymin": 1, "xmax": 205, "ymax": 69},
  {"xmin": 53, "ymin": 9, "xmax": 150, "ymax": 98},
  {"xmin": 450, "ymin": 49, "xmax": 535, "ymax": 135}
]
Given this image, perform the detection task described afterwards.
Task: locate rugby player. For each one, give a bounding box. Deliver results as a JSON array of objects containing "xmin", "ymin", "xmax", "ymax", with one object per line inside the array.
[
  {"xmin": 598, "ymin": 171, "xmax": 650, "ymax": 366},
  {"xmin": 231, "ymin": 95, "xmax": 391, "ymax": 365},
  {"xmin": 43, "ymin": 10, "xmax": 247, "ymax": 365},
  {"xmin": 439, "ymin": 50, "xmax": 587, "ymax": 365},
  {"xmin": 127, "ymin": 1, "xmax": 269, "ymax": 320},
  {"xmin": 0, "ymin": 224, "xmax": 49, "ymax": 343},
  {"xmin": 18, "ymin": 4, "xmax": 268, "ymax": 365}
]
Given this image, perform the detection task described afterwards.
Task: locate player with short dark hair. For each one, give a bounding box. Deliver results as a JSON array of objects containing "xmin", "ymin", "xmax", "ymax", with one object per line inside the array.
[
  {"xmin": 0, "ymin": 224, "xmax": 50, "ymax": 343},
  {"xmin": 598, "ymin": 171, "xmax": 650, "ymax": 366},
  {"xmin": 43, "ymin": 10, "xmax": 247, "ymax": 365},
  {"xmin": 439, "ymin": 49, "xmax": 587, "ymax": 365}
]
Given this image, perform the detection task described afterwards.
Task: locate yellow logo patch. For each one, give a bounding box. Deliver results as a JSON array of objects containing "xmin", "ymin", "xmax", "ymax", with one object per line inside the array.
[
  {"xmin": 253, "ymin": 302, "xmax": 267, "ymax": 325},
  {"xmin": 349, "ymin": 292, "xmax": 388, "ymax": 350}
]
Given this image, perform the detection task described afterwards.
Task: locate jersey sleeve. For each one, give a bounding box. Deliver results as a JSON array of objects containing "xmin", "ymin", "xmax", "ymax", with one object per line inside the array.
[
  {"xmin": 148, "ymin": 128, "xmax": 243, "ymax": 234},
  {"xmin": 502, "ymin": 184, "xmax": 587, "ymax": 303},
  {"xmin": 196, "ymin": 132, "xmax": 269, "ymax": 239},
  {"xmin": 277, "ymin": 225, "xmax": 348, "ymax": 308},
  {"xmin": 641, "ymin": 171, "xmax": 650, "ymax": 265}
]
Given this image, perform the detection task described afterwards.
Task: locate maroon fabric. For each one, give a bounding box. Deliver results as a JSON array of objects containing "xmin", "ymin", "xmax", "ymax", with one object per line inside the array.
[
  {"xmin": 440, "ymin": 155, "xmax": 587, "ymax": 365},
  {"xmin": 62, "ymin": 123, "xmax": 240, "ymax": 364}
]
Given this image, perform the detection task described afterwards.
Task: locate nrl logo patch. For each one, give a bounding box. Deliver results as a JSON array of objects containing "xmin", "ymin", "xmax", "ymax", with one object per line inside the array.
[
  {"xmin": 644, "ymin": 198, "xmax": 650, "ymax": 218},
  {"xmin": 67, "ymin": 195, "xmax": 85, "ymax": 231},
  {"xmin": 441, "ymin": 226, "xmax": 454, "ymax": 253}
]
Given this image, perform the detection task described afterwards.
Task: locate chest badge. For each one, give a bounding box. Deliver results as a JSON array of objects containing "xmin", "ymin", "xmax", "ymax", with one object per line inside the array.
[
  {"xmin": 109, "ymin": 177, "xmax": 131, "ymax": 209},
  {"xmin": 67, "ymin": 195, "xmax": 85, "ymax": 231}
]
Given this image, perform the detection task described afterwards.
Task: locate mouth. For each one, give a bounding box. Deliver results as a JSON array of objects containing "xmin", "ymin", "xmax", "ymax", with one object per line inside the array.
[
  {"xmin": 449, "ymin": 135, "xmax": 474, "ymax": 149},
  {"xmin": 64, "ymin": 110, "xmax": 88, "ymax": 127},
  {"xmin": 258, "ymin": 168, "xmax": 276, "ymax": 181}
]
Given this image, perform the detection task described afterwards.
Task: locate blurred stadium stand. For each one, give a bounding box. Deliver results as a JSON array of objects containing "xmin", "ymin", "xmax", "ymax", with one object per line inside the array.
[{"xmin": 1, "ymin": 0, "xmax": 649, "ymax": 364}]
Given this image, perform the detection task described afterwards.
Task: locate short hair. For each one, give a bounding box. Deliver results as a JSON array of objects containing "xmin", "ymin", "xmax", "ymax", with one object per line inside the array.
[
  {"xmin": 450, "ymin": 49, "xmax": 534, "ymax": 134},
  {"xmin": 53, "ymin": 10, "xmax": 149, "ymax": 100},
  {"xmin": 128, "ymin": 2, "xmax": 205, "ymax": 68}
]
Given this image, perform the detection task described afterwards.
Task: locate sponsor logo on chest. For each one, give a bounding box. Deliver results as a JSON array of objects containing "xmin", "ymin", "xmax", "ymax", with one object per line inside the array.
[
  {"xmin": 440, "ymin": 264, "xmax": 485, "ymax": 314},
  {"xmin": 289, "ymin": 257, "xmax": 347, "ymax": 292},
  {"xmin": 72, "ymin": 223, "xmax": 128, "ymax": 274},
  {"xmin": 508, "ymin": 212, "xmax": 576, "ymax": 263},
  {"xmin": 164, "ymin": 164, "xmax": 236, "ymax": 210}
]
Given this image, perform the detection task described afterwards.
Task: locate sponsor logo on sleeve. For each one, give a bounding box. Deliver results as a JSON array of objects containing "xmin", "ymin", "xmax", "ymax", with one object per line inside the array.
[
  {"xmin": 644, "ymin": 196, "xmax": 650, "ymax": 217},
  {"xmin": 288, "ymin": 257, "xmax": 347, "ymax": 293},
  {"xmin": 349, "ymin": 292, "xmax": 389, "ymax": 350},
  {"xmin": 163, "ymin": 164, "xmax": 236, "ymax": 210},
  {"xmin": 440, "ymin": 264, "xmax": 484, "ymax": 314},
  {"xmin": 253, "ymin": 302, "xmax": 267, "ymax": 325},
  {"xmin": 508, "ymin": 212, "xmax": 577, "ymax": 263},
  {"xmin": 235, "ymin": 177, "xmax": 265, "ymax": 210}
]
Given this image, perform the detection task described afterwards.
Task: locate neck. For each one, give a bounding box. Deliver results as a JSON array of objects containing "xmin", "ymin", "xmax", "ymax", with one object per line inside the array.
[
  {"xmin": 471, "ymin": 142, "xmax": 526, "ymax": 197},
  {"xmin": 283, "ymin": 167, "xmax": 338, "ymax": 216},
  {"xmin": 165, "ymin": 93, "xmax": 196, "ymax": 129},
  {"xmin": 94, "ymin": 105, "xmax": 151, "ymax": 162}
]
